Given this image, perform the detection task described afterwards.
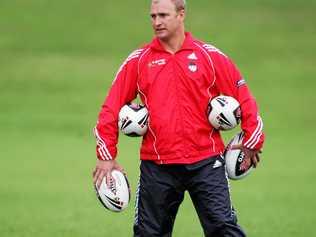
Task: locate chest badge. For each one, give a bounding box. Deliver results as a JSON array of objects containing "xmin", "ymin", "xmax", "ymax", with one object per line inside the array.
[
  {"xmin": 187, "ymin": 52, "xmax": 198, "ymax": 72},
  {"xmin": 188, "ymin": 61, "xmax": 198, "ymax": 72},
  {"xmin": 187, "ymin": 52, "xmax": 198, "ymax": 60}
]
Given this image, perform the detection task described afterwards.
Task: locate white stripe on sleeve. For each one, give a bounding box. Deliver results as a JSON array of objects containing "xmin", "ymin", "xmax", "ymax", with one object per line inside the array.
[
  {"xmin": 93, "ymin": 127, "xmax": 113, "ymax": 160},
  {"xmin": 244, "ymin": 116, "xmax": 263, "ymax": 149}
]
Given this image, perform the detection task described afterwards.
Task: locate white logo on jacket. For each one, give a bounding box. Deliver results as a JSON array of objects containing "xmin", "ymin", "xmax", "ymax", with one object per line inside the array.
[
  {"xmin": 148, "ymin": 58, "xmax": 166, "ymax": 67},
  {"xmin": 187, "ymin": 52, "xmax": 198, "ymax": 60}
]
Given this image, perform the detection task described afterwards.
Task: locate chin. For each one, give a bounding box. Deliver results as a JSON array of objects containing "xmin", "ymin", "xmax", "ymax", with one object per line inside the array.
[{"xmin": 156, "ymin": 33, "xmax": 169, "ymax": 41}]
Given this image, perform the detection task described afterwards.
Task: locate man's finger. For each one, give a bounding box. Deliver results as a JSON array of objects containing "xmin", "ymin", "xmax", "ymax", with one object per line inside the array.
[
  {"xmin": 115, "ymin": 165, "xmax": 126, "ymax": 176},
  {"xmin": 93, "ymin": 169, "xmax": 101, "ymax": 185},
  {"xmin": 240, "ymin": 157, "xmax": 251, "ymax": 171},
  {"xmin": 92, "ymin": 167, "xmax": 97, "ymax": 177},
  {"xmin": 122, "ymin": 170, "xmax": 128, "ymax": 176},
  {"xmin": 251, "ymin": 155, "xmax": 258, "ymax": 168},
  {"xmin": 230, "ymin": 144, "xmax": 242, "ymax": 150},
  {"xmin": 117, "ymin": 167, "xmax": 127, "ymax": 176},
  {"xmin": 106, "ymin": 171, "xmax": 113, "ymax": 188},
  {"xmin": 96, "ymin": 170, "xmax": 106, "ymax": 189}
]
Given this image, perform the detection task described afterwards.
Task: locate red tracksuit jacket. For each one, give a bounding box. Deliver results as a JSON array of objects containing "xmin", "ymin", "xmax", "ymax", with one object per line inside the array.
[{"xmin": 94, "ymin": 32, "xmax": 264, "ymax": 164}]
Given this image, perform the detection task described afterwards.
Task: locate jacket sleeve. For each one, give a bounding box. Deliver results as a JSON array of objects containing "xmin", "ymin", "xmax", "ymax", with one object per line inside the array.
[
  {"xmin": 94, "ymin": 50, "xmax": 142, "ymax": 160},
  {"xmin": 211, "ymin": 51, "xmax": 265, "ymax": 150}
]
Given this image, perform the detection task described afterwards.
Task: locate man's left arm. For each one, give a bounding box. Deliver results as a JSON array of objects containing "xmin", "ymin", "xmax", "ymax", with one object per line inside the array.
[{"xmin": 213, "ymin": 53, "xmax": 265, "ymax": 168}]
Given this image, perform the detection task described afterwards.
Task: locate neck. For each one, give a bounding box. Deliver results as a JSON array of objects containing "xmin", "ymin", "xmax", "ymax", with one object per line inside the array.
[{"xmin": 159, "ymin": 29, "xmax": 185, "ymax": 54}]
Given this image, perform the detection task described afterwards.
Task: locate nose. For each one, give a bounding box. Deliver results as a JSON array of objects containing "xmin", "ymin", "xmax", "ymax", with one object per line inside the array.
[{"xmin": 153, "ymin": 16, "xmax": 162, "ymax": 27}]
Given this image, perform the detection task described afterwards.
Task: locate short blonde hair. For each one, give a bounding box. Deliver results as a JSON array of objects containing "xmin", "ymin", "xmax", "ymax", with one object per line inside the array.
[
  {"xmin": 152, "ymin": 0, "xmax": 186, "ymax": 12},
  {"xmin": 171, "ymin": 0, "xmax": 186, "ymax": 11}
]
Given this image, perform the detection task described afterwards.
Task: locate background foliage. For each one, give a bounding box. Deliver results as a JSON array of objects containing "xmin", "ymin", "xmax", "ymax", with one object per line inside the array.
[{"xmin": 1, "ymin": 0, "xmax": 315, "ymax": 236}]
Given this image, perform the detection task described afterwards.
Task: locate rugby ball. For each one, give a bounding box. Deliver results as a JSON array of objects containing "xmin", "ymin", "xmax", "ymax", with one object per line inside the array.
[
  {"xmin": 207, "ymin": 95, "xmax": 241, "ymax": 130},
  {"xmin": 224, "ymin": 132, "xmax": 253, "ymax": 180},
  {"xmin": 118, "ymin": 103, "xmax": 149, "ymax": 137},
  {"xmin": 95, "ymin": 170, "xmax": 131, "ymax": 212}
]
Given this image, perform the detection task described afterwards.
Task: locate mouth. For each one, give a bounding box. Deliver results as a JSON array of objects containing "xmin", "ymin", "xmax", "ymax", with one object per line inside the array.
[{"xmin": 155, "ymin": 28, "xmax": 166, "ymax": 33}]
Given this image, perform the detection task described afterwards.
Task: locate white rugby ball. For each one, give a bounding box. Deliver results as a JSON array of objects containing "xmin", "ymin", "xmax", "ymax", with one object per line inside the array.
[
  {"xmin": 224, "ymin": 132, "xmax": 253, "ymax": 180},
  {"xmin": 95, "ymin": 170, "xmax": 131, "ymax": 212},
  {"xmin": 207, "ymin": 95, "xmax": 241, "ymax": 131},
  {"xmin": 118, "ymin": 103, "xmax": 149, "ymax": 137}
]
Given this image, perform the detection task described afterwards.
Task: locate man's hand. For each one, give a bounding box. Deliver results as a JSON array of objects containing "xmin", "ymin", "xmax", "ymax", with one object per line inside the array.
[
  {"xmin": 230, "ymin": 144, "xmax": 262, "ymax": 171},
  {"xmin": 92, "ymin": 160, "xmax": 124, "ymax": 189}
]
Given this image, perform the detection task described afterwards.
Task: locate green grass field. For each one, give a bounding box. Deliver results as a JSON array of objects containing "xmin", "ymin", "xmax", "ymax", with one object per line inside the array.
[{"xmin": 1, "ymin": 0, "xmax": 316, "ymax": 236}]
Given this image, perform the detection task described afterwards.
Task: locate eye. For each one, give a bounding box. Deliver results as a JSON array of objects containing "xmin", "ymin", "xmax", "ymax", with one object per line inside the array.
[{"xmin": 158, "ymin": 13, "xmax": 168, "ymax": 18}]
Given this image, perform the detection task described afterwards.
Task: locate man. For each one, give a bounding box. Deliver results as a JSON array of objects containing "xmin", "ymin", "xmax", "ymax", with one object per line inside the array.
[{"xmin": 93, "ymin": 0, "xmax": 264, "ymax": 236}]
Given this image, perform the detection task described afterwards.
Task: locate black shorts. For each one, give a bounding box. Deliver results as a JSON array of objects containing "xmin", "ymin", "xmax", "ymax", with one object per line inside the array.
[{"xmin": 133, "ymin": 156, "xmax": 246, "ymax": 237}]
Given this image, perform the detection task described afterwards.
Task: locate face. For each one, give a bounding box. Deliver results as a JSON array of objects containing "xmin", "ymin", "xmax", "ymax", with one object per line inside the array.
[{"xmin": 150, "ymin": 0, "xmax": 185, "ymax": 41}]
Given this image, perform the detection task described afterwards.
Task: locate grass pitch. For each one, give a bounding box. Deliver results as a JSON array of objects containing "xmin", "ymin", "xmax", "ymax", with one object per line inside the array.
[{"xmin": 1, "ymin": 0, "xmax": 316, "ymax": 236}]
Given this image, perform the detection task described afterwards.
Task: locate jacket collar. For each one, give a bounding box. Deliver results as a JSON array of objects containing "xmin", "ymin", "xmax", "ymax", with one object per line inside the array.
[{"xmin": 149, "ymin": 32, "xmax": 195, "ymax": 52}]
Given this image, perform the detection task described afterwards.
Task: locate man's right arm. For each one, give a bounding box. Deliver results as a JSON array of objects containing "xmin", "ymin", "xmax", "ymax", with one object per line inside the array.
[
  {"xmin": 94, "ymin": 49, "xmax": 143, "ymax": 161},
  {"xmin": 93, "ymin": 49, "xmax": 144, "ymax": 186}
]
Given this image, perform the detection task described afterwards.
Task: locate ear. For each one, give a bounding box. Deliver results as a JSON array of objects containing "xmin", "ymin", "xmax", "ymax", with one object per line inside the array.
[{"xmin": 178, "ymin": 9, "xmax": 185, "ymax": 20}]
